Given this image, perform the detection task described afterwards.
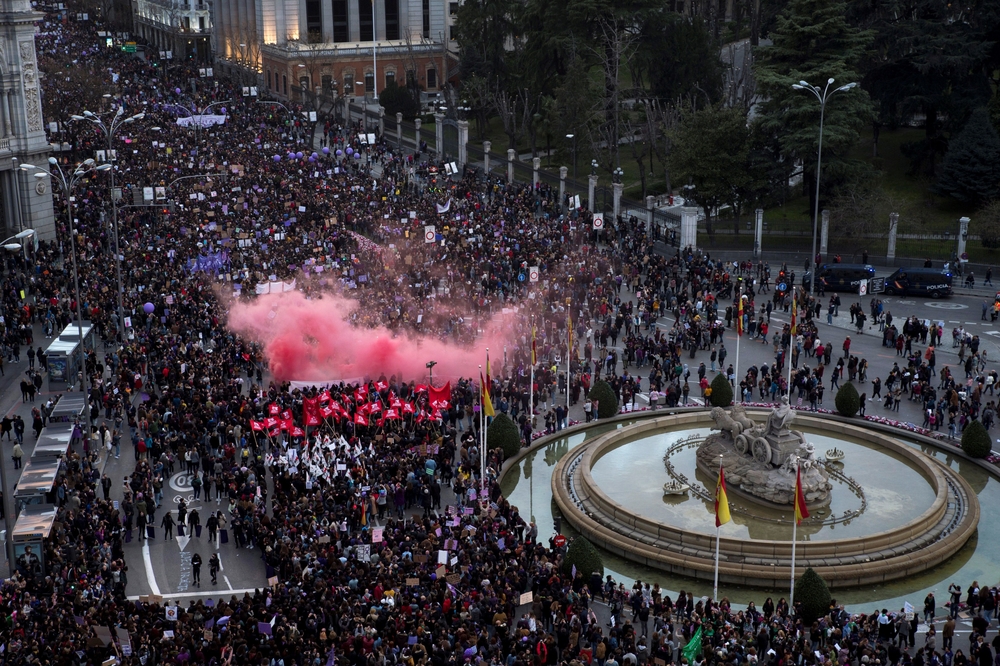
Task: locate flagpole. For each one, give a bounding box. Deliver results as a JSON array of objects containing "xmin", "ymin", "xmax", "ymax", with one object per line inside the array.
[
  {"xmin": 790, "ymin": 457, "xmax": 799, "ymax": 610},
  {"xmin": 735, "ymin": 304, "xmax": 741, "ymax": 403},
  {"xmin": 713, "ymin": 454, "xmax": 722, "ymax": 601},
  {"xmin": 530, "ymin": 316, "xmax": 535, "ymax": 421},
  {"xmin": 787, "ymin": 290, "xmax": 794, "ymax": 402},
  {"xmin": 481, "ymin": 354, "xmax": 487, "ymax": 494},
  {"xmin": 566, "ymin": 311, "xmax": 572, "ymax": 417}
]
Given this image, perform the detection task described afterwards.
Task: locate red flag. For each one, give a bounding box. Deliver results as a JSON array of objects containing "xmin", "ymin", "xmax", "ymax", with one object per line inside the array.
[
  {"xmin": 354, "ymin": 413, "xmax": 368, "ymax": 426},
  {"xmin": 280, "ymin": 418, "xmax": 293, "ymax": 431},
  {"xmin": 368, "ymin": 401, "xmax": 382, "ymax": 414},
  {"xmin": 250, "ymin": 420, "xmax": 264, "ymax": 432},
  {"xmin": 305, "ymin": 413, "xmax": 321, "ymax": 427},
  {"xmin": 384, "ymin": 407, "xmax": 400, "ymax": 420},
  {"xmin": 402, "ymin": 402, "xmax": 415, "ymax": 414},
  {"xmin": 320, "ymin": 405, "xmax": 335, "ymax": 419},
  {"xmin": 280, "ymin": 409, "xmax": 293, "ymax": 421},
  {"xmin": 390, "ymin": 395, "xmax": 402, "ymax": 408},
  {"xmin": 265, "ymin": 417, "xmax": 278, "ymax": 429},
  {"xmin": 291, "ymin": 426, "xmax": 305, "ymax": 438},
  {"xmin": 318, "ymin": 389, "xmax": 332, "ymax": 403},
  {"xmin": 428, "ymin": 381, "xmax": 451, "ymax": 409},
  {"xmin": 268, "ymin": 403, "xmax": 280, "ymax": 416},
  {"xmin": 375, "ymin": 380, "xmax": 388, "ymax": 392}
]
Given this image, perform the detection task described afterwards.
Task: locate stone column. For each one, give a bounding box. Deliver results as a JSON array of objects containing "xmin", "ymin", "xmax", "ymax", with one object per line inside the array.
[
  {"xmin": 958, "ymin": 216, "xmax": 970, "ymax": 260},
  {"xmin": 754, "ymin": 208, "xmax": 764, "ymax": 258},
  {"xmin": 612, "ymin": 181, "xmax": 623, "ymax": 221},
  {"xmin": 646, "ymin": 195, "xmax": 655, "ymax": 237},
  {"xmin": 559, "ymin": 166, "xmax": 568, "ymax": 209},
  {"xmin": 587, "ymin": 174, "xmax": 597, "ymax": 212},
  {"xmin": 414, "ymin": 118, "xmax": 421, "ymax": 154},
  {"xmin": 0, "ymin": 90, "xmax": 10, "ymax": 137},
  {"xmin": 434, "ymin": 112, "xmax": 444, "ymax": 158},
  {"xmin": 820, "ymin": 209, "xmax": 830, "ymax": 256},
  {"xmin": 680, "ymin": 207, "xmax": 698, "ymax": 251},
  {"xmin": 887, "ymin": 212, "xmax": 899, "ymax": 261},
  {"xmin": 378, "ymin": 106, "xmax": 385, "ymax": 135},
  {"xmin": 457, "ymin": 119, "xmax": 469, "ymax": 167},
  {"xmin": 506, "ymin": 149, "xmax": 515, "ymax": 184},
  {"xmin": 532, "ymin": 157, "xmax": 540, "ymax": 187},
  {"xmin": 395, "ymin": 112, "xmax": 403, "ymax": 147},
  {"xmin": 483, "ymin": 141, "xmax": 491, "ymax": 174}
]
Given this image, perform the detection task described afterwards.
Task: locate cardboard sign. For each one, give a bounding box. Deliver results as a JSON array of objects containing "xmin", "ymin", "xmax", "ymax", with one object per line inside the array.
[
  {"xmin": 519, "ymin": 592, "xmax": 533, "ymax": 606},
  {"xmin": 406, "ymin": 578, "xmax": 420, "ymax": 586},
  {"xmin": 267, "ymin": 576, "xmax": 278, "ymax": 587},
  {"xmin": 446, "ymin": 574, "xmax": 461, "ymax": 584},
  {"xmin": 435, "ymin": 565, "xmax": 447, "ymax": 577}
]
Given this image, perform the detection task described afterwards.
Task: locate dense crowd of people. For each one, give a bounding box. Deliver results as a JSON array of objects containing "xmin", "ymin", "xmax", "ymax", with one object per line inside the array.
[{"xmin": 0, "ymin": 5, "xmax": 998, "ymax": 666}]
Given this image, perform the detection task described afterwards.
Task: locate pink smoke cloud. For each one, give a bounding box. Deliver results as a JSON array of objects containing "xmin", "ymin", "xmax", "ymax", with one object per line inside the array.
[{"xmin": 226, "ymin": 290, "xmax": 516, "ymax": 383}]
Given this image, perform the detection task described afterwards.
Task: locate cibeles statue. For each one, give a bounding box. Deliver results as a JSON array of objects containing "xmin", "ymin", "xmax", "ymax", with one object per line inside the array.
[
  {"xmin": 700, "ymin": 400, "xmax": 832, "ymax": 507},
  {"xmin": 765, "ymin": 396, "xmax": 795, "ymax": 438}
]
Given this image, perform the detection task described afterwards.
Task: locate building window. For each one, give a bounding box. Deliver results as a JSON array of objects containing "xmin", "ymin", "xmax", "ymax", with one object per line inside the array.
[
  {"xmin": 449, "ymin": 1, "xmax": 457, "ymax": 14},
  {"xmin": 267, "ymin": 70, "xmax": 272, "ymax": 89},
  {"xmin": 358, "ymin": 0, "xmax": 373, "ymax": 41},
  {"xmin": 385, "ymin": 70, "xmax": 395, "ymax": 87},
  {"xmin": 322, "ymin": 74, "xmax": 333, "ymax": 91},
  {"xmin": 406, "ymin": 69, "xmax": 416, "ymax": 88},
  {"xmin": 343, "ymin": 70, "xmax": 355, "ymax": 93},
  {"xmin": 422, "ymin": 0, "xmax": 430, "ymax": 38},
  {"xmin": 426, "ymin": 66, "xmax": 436, "ymax": 89},
  {"xmin": 306, "ymin": 0, "xmax": 322, "ymax": 42},
  {"xmin": 198, "ymin": 16, "xmax": 205, "ymax": 31},
  {"xmin": 300, "ymin": 76, "xmax": 310, "ymax": 91},
  {"xmin": 283, "ymin": 74, "xmax": 288, "ymax": 95},
  {"xmin": 384, "ymin": 0, "xmax": 399, "ymax": 40},
  {"xmin": 364, "ymin": 72, "xmax": 374, "ymax": 93},
  {"xmin": 332, "ymin": 0, "xmax": 348, "ymax": 42}
]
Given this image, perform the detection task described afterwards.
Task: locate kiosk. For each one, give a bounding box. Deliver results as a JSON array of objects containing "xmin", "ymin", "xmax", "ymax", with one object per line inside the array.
[
  {"xmin": 47, "ymin": 393, "xmax": 86, "ymax": 423},
  {"xmin": 31, "ymin": 423, "xmax": 73, "ymax": 460},
  {"xmin": 13, "ymin": 458, "xmax": 61, "ymax": 510}
]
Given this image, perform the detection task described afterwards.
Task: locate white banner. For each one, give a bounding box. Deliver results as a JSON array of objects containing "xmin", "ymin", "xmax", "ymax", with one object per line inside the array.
[{"xmin": 176, "ymin": 114, "xmax": 227, "ymax": 128}]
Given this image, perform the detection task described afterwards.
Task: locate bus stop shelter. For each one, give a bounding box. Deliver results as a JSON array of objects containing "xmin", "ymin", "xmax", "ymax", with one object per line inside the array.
[
  {"xmin": 14, "ymin": 458, "xmax": 61, "ymax": 510},
  {"xmin": 11, "ymin": 505, "xmax": 57, "ymax": 578},
  {"xmin": 47, "ymin": 393, "xmax": 86, "ymax": 423},
  {"xmin": 31, "ymin": 423, "xmax": 73, "ymax": 460}
]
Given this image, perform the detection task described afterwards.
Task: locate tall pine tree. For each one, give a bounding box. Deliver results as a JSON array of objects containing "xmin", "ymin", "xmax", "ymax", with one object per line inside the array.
[
  {"xmin": 754, "ymin": 0, "xmax": 873, "ymax": 209},
  {"xmin": 934, "ymin": 108, "xmax": 1000, "ymax": 205}
]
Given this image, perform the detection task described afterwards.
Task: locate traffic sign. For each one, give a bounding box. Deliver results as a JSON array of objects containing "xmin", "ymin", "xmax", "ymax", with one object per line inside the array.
[
  {"xmin": 424, "ymin": 225, "xmax": 436, "ymax": 243},
  {"xmin": 553, "ymin": 535, "xmax": 567, "ymax": 548},
  {"xmin": 777, "ymin": 283, "xmax": 787, "ymax": 293},
  {"xmin": 870, "ymin": 277, "xmax": 885, "ymax": 294},
  {"xmin": 528, "ymin": 266, "xmax": 539, "ymax": 282},
  {"xmin": 859, "ymin": 280, "xmax": 868, "ymax": 296},
  {"xmin": 593, "ymin": 214, "xmax": 604, "ymax": 230}
]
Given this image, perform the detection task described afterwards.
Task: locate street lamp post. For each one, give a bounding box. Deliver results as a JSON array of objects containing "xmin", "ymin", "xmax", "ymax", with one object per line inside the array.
[
  {"xmin": 792, "ymin": 78, "xmax": 857, "ymax": 296},
  {"xmin": 566, "ymin": 133, "xmax": 577, "ymax": 179},
  {"xmin": 21, "ymin": 158, "xmax": 109, "ymax": 457},
  {"xmin": 71, "ymin": 107, "xmax": 146, "ymax": 343}
]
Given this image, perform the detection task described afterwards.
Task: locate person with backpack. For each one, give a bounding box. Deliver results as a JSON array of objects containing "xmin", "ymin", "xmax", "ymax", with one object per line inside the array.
[{"xmin": 209, "ymin": 553, "xmax": 220, "ymax": 585}]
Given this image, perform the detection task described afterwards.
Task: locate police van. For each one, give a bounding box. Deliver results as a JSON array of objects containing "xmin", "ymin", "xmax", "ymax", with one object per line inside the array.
[
  {"xmin": 803, "ymin": 264, "xmax": 876, "ymax": 292},
  {"xmin": 884, "ymin": 268, "xmax": 954, "ymax": 298}
]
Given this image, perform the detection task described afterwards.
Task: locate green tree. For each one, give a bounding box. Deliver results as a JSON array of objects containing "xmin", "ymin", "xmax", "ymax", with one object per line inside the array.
[
  {"xmin": 378, "ymin": 81, "xmax": 421, "ymax": 121},
  {"xmin": 795, "ymin": 568, "xmax": 832, "ymax": 623},
  {"xmin": 835, "ymin": 382, "xmax": 860, "ymax": 417},
  {"xmin": 975, "ymin": 199, "xmax": 1000, "ymax": 250},
  {"xmin": 934, "ymin": 108, "xmax": 1000, "ymax": 205},
  {"xmin": 453, "ymin": 0, "xmax": 517, "ymax": 83},
  {"xmin": 669, "ymin": 106, "xmax": 752, "ymax": 236},
  {"xmin": 487, "ymin": 413, "xmax": 522, "ymax": 459},
  {"xmin": 961, "ymin": 420, "xmax": 992, "ymax": 458},
  {"xmin": 709, "ymin": 374, "xmax": 733, "ymax": 407},
  {"xmin": 589, "ymin": 380, "xmax": 619, "ymax": 419},
  {"xmin": 636, "ymin": 13, "xmax": 723, "ymax": 105},
  {"xmin": 562, "ymin": 536, "xmax": 604, "ymax": 580},
  {"xmin": 850, "ymin": 0, "xmax": 997, "ymax": 174},
  {"xmin": 754, "ymin": 0, "xmax": 873, "ymax": 212}
]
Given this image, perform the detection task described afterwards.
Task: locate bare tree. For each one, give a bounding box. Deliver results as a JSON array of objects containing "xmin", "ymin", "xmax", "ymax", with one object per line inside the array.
[
  {"xmin": 722, "ymin": 40, "xmax": 758, "ymax": 114},
  {"xmin": 490, "ymin": 85, "xmax": 536, "ymax": 151},
  {"xmin": 226, "ymin": 21, "xmax": 264, "ymax": 89},
  {"xmin": 589, "ymin": 16, "xmax": 637, "ymax": 171}
]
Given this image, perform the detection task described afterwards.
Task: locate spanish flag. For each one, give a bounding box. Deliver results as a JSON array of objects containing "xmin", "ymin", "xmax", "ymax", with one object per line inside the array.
[
  {"xmin": 736, "ymin": 295, "xmax": 744, "ymax": 337},
  {"xmin": 531, "ymin": 326, "xmax": 537, "ymax": 366},
  {"xmin": 480, "ymin": 372, "xmax": 495, "ymax": 417},
  {"xmin": 715, "ymin": 467, "xmax": 732, "ymax": 527},
  {"xmin": 794, "ymin": 467, "xmax": 810, "ymax": 525}
]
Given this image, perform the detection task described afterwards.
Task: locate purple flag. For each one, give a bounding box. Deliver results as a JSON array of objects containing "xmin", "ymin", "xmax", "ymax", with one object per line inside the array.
[{"xmin": 258, "ymin": 622, "xmax": 272, "ymax": 635}]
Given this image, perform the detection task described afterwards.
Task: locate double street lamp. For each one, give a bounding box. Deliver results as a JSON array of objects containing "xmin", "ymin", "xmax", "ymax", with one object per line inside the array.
[
  {"xmin": 21, "ymin": 158, "xmax": 110, "ymax": 454},
  {"xmin": 71, "ymin": 107, "xmax": 145, "ymax": 342},
  {"xmin": 791, "ymin": 78, "xmax": 857, "ymax": 296}
]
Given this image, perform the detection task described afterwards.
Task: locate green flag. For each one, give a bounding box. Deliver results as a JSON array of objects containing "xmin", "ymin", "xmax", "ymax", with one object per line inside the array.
[{"xmin": 681, "ymin": 626, "xmax": 703, "ymax": 664}]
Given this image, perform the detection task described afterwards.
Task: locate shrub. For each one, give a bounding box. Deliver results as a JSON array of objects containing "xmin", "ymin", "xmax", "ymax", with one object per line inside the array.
[
  {"xmin": 486, "ymin": 412, "xmax": 521, "ymax": 459},
  {"xmin": 835, "ymin": 382, "xmax": 860, "ymax": 417},
  {"xmin": 562, "ymin": 536, "xmax": 604, "ymax": 580},
  {"xmin": 589, "ymin": 380, "xmax": 619, "ymax": 419},
  {"xmin": 962, "ymin": 420, "xmax": 992, "ymax": 458},
  {"xmin": 709, "ymin": 374, "xmax": 733, "ymax": 407},
  {"xmin": 378, "ymin": 81, "xmax": 421, "ymax": 120},
  {"xmin": 795, "ymin": 567, "xmax": 832, "ymax": 623}
]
